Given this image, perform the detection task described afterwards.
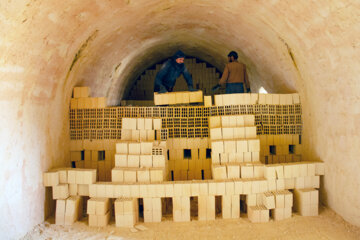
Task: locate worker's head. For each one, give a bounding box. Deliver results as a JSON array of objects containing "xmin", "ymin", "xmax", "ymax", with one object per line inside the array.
[
  {"xmin": 174, "ymin": 50, "xmax": 185, "ymax": 64},
  {"xmin": 228, "ymin": 51, "xmax": 238, "ymax": 62}
]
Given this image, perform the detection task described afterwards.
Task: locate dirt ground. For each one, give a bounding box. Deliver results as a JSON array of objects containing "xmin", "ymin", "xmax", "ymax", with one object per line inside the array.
[{"xmin": 22, "ymin": 206, "xmax": 360, "ymax": 240}]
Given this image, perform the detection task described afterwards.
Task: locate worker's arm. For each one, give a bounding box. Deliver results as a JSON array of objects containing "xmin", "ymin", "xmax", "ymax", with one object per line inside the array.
[
  {"xmin": 219, "ymin": 64, "xmax": 229, "ymax": 85},
  {"xmin": 211, "ymin": 64, "xmax": 229, "ymax": 91},
  {"xmin": 183, "ymin": 67, "xmax": 196, "ymax": 91},
  {"xmin": 244, "ymin": 67, "xmax": 250, "ymax": 92},
  {"xmin": 154, "ymin": 61, "xmax": 171, "ymax": 92}
]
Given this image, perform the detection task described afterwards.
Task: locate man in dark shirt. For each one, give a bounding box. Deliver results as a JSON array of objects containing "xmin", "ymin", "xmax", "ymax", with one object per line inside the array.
[{"xmin": 154, "ymin": 50, "xmax": 196, "ymax": 93}]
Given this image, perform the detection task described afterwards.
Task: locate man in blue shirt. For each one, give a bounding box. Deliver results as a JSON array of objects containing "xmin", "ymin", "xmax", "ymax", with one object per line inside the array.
[{"xmin": 154, "ymin": 50, "xmax": 197, "ymax": 93}]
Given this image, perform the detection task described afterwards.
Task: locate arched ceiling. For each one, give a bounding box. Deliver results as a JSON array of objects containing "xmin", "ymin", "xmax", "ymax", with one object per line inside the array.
[{"xmin": 63, "ymin": 1, "xmax": 300, "ymax": 105}]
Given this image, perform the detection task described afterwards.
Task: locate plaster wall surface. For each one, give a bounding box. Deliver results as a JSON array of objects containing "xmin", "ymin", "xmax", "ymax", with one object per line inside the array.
[{"xmin": 0, "ymin": 0, "xmax": 360, "ymax": 238}]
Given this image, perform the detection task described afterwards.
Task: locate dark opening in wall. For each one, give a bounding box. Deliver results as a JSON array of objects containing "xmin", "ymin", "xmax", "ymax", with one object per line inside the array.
[
  {"xmin": 190, "ymin": 197, "xmax": 198, "ymax": 220},
  {"xmin": 201, "ymin": 169, "xmax": 205, "ymax": 180},
  {"xmin": 71, "ymin": 161, "xmax": 76, "ymax": 168},
  {"xmin": 138, "ymin": 198, "xmax": 144, "ymax": 222},
  {"xmin": 98, "ymin": 151, "xmax": 105, "ymax": 161},
  {"xmin": 215, "ymin": 196, "xmax": 222, "ymax": 218},
  {"xmin": 81, "ymin": 150, "xmax": 85, "ymax": 161},
  {"xmin": 184, "ymin": 149, "xmax": 192, "ymax": 159},
  {"xmin": 240, "ymin": 195, "xmax": 247, "ymax": 213},
  {"xmin": 269, "ymin": 145, "xmax": 276, "ymax": 155},
  {"xmin": 167, "ymin": 150, "xmax": 170, "ymax": 160},
  {"xmin": 289, "ymin": 145, "xmax": 295, "ymax": 154},
  {"xmin": 171, "ymin": 170, "xmax": 174, "ymax": 181},
  {"xmin": 162, "ymin": 198, "xmax": 173, "ymax": 220},
  {"xmin": 206, "ymin": 148, "xmax": 212, "ymax": 158}
]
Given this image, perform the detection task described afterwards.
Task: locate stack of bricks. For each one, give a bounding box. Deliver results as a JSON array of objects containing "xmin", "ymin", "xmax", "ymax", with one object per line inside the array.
[
  {"xmin": 154, "ymin": 90, "xmax": 203, "ymax": 106},
  {"xmin": 161, "ymin": 111, "xmax": 209, "ymax": 139},
  {"xmin": 264, "ymin": 161, "xmax": 324, "ymax": 190},
  {"xmin": 214, "ymin": 93, "xmax": 258, "ymax": 106},
  {"xmin": 114, "ymin": 197, "xmax": 138, "ymax": 227},
  {"xmin": 198, "ymin": 195, "xmax": 216, "ymax": 221},
  {"xmin": 44, "ymin": 162, "xmax": 325, "ymax": 226},
  {"xmin": 261, "ymin": 190, "xmax": 293, "ymax": 221},
  {"xmin": 69, "ymin": 149, "xmax": 114, "ymax": 182},
  {"xmin": 167, "ymin": 138, "xmax": 212, "ymax": 181},
  {"xmin": 209, "ymin": 115, "xmax": 261, "ymax": 180},
  {"xmin": 128, "ymin": 58, "xmax": 222, "ymax": 100},
  {"xmin": 294, "ymin": 188, "xmax": 319, "ymax": 216},
  {"xmin": 120, "ymin": 117, "xmax": 162, "ymax": 141},
  {"xmin": 248, "ymin": 205, "xmax": 269, "ymax": 223},
  {"xmin": 143, "ymin": 197, "xmax": 162, "ymax": 222},
  {"xmin": 43, "ymin": 168, "xmax": 97, "ymax": 225},
  {"xmin": 257, "ymin": 93, "xmax": 302, "ymax": 164},
  {"xmin": 87, "ymin": 198, "xmax": 111, "ymax": 227},
  {"xmin": 56, "ymin": 196, "xmax": 83, "ymax": 225},
  {"xmin": 112, "ymin": 140, "xmax": 168, "ymax": 183},
  {"xmin": 70, "ymin": 87, "xmax": 107, "ymax": 109},
  {"xmin": 271, "ymin": 190, "xmax": 293, "ymax": 220},
  {"xmin": 263, "ymin": 162, "xmax": 324, "ymax": 217},
  {"xmin": 259, "ymin": 134, "xmax": 302, "ymax": 164}
]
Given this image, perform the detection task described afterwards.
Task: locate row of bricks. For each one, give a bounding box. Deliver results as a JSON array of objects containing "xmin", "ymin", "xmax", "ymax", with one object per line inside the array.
[
  {"xmin": 170, "ymin": 170, "xmax": 213, "ymax": 180},
  {"xmin": 154, "ymin": 91, "xmax": 204, "ymax": 106},
  {"xmin": 211, "ymin": 137, "xmax": 258, "ymax": 153},
  {"xmin": 210, "ymin": 127, "xmax": 258, "ymax": 140},
  {"xmin": 111, "ymin": 167, "xmax": 166, "ymax": 183},
  {"xmin": 43, "ymin": 168, "xmax": 96, "ymax": 186},
  {"xmin": 115, "ymin": 141, "xmax": 157, "ymax": 155},
  {"xmin": 249, "ymin": 190, "xmax": 293, "ymax": 209},
  {"xmin": 167, "ymin": 158, "xmax": 212, "ymax": 170},
  {"xmin": 68, "ymin": 104, "xmax": 302, "ymax": 119},
  {"xmin": 214, "ymin": 93, "xmax": 300, "ymax": 106},
  {"xmin": 85, "ymin": 177, "xmax": 320, "ymax": 199},
  {"xmin": 70, "ymin": 97, "xmax": 107, "ymax": 109},
  {"xmin": 212, "ymin": 151, "xmax": 260, "ymax": 164},
  {"xmin": 46, "ymin": 170, "xmax": 322, "ymax": 200},
  {"xmin": 261, "ymin": 144, "xmax": 302, "ymax": 155},
  {"xmin": 121, "ymin": 118, "xmax": 162, "ymax": 130},
  {"xmin": 209, "ymin": 115, "xmax": 255, "ymax": 128},
  {"xmin": 167, "ymin": 138, "xmax": 210, "ymax": 150},
  {"xmin": 260, "ymin": 134, "xmax": 301, "ymax": 145},
  {"xmin": 115, "ymin": 154, "xmax": 166, "ymax": 168},
  {"xmin": 120, "ymin": 129, "xmax": 165, "ymax": 141},
  {"xmin": 262, "ymin": 154, "xmax": 302, "ymax": 164},
  {"xmin": 211, "ymin": 168, "xmax": 320, "ymax": 190},
  {"xmin": 212, "ymin": 163, "xmax": 265, "ymax": 179},
  {"xmin": 264, "ymin": 162, "xmax": 325, "ymax": 179}
]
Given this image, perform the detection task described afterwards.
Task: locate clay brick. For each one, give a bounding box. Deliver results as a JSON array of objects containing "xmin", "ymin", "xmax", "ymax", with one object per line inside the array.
[
  {"xmin": 116, "ymin": 142, "xmax": 128, "ymax": 154},
  {"xmin": 53, "ymin": 184, "xmax": 69, "ymax": 200},
  {"xmin": 55, "ymin": 199, "xmax": 66, "ymax": 225},
  {"xmin": 127, "ymin": 155, "xmax": 140, "ymax": 168},
  {"xmin": 137, "ymin": 169, "xmax": 150, "ymax": 182},
  {"xmin": 204, "ymin": 95, "xmax": 212, "ymax": 107},
  {"xmin": 43, "ymin": 170, "xmax": 59, "ymax": 187},
  {"xmin": 115, "ymin": 154, "xmax": 127, "ymax": 167},
  {"xmin": 209, "ymin": 116, "xmax": 221, "ymax": 128},
  {"xmin": 210, "ymin": 128, "xmax": 222, "ymax": 140},
  {"xmin": 221, "ymin": 116, "xmax": 230, "ymax": 127}
]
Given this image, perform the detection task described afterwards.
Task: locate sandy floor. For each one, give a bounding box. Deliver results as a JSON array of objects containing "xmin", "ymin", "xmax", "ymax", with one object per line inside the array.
[{"xmin": 22, "ymin": 206, "xmax": 360, "ymax": 240}]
